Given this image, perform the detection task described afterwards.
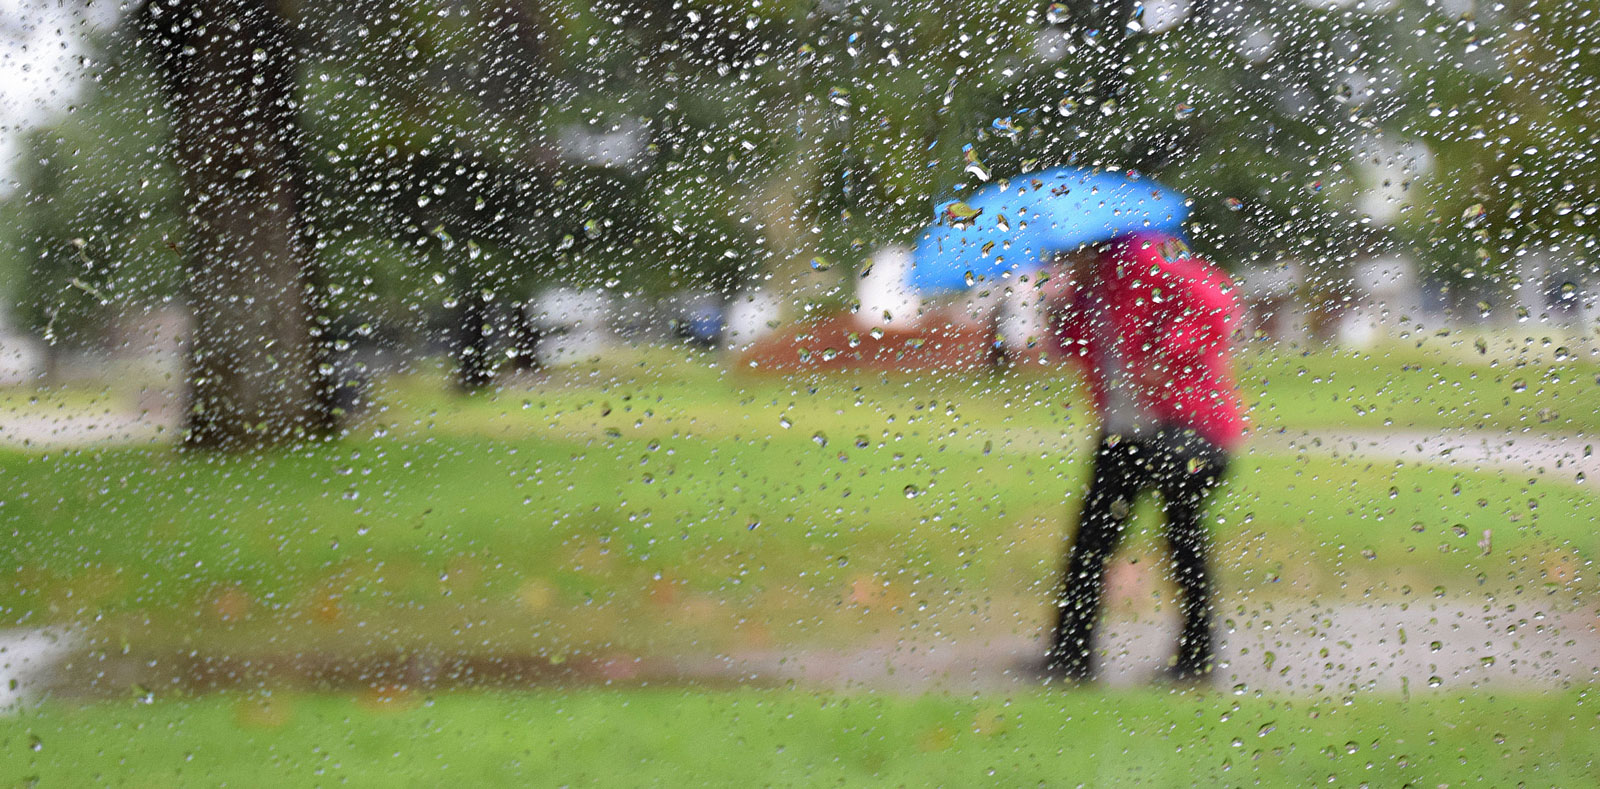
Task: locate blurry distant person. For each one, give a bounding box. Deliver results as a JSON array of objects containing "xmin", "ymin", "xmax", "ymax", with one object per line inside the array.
[{"xmin": 1043, "ymin": 233, "xmax": 1246, "ymax": 683}]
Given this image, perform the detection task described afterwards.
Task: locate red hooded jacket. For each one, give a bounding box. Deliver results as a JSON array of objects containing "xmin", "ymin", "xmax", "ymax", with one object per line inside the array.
[{"xmin": 1050, "ymin": 233, "xmax": 1247, "ymax": 450}]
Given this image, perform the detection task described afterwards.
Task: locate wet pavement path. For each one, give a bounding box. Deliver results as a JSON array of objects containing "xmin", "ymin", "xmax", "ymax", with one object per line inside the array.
[
  {"xmin": 683, "ymin": 597, "xmax": 1598, "ymax": 693},
  {"xmin": 1252, "ymin": 428, "xmax": 1600, "ymax": 487},
  {"xmin": 14, "ymin": 596, "xmax": 1589, "ymax": 702}
]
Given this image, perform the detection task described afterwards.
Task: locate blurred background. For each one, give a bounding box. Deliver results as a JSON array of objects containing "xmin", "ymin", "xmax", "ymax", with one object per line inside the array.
[{"xmin": 0, "ymin": 0, "xmax": 1596, "ymax": 784}]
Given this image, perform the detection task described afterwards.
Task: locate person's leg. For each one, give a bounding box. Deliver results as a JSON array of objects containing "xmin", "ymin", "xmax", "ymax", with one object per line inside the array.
[
  {"xmin": 1048, "ymin": 437, "xmax": 1145, "ymax": 678},
  {"xmin": 1156, "ymin": 433, "xmax": 1228, "ymax": 678}
]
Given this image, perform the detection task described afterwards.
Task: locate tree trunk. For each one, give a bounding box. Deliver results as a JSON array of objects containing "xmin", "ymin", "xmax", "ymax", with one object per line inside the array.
[
  {"xmin": 452, "ymin": 275, "xmax": 496, "ymax": 392},
  {"xmin": 144, "ymin": 0, "xmax": 326, "ymax": 449},
  {"xmin": 507, "ymin": 302, "xmax": 544, "ymax": 375}
]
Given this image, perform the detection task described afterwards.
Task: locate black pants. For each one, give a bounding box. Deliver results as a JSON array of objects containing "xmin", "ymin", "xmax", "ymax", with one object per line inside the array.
[{"xmin": 1047, "ymin": 426, "xmax": 1229, "ymax": 679}]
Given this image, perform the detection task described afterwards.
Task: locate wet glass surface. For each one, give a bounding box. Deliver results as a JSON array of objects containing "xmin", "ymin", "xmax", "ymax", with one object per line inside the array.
[{"xmin": 0, "ymin": 0, "xmax": 1597, "ymax": 783}]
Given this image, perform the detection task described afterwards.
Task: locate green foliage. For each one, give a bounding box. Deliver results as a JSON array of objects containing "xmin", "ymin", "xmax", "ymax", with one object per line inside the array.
[
  {"xmin": 8, "ymin": 28, "xmax": 178, "ymax": 346},
  {"xmin": 3, "ymin": 0, "xmax": 1596, "ymax": 343},
  {"xmin": 1390, "ymin": 0, "xmax": 1600, "ymax": 285}
]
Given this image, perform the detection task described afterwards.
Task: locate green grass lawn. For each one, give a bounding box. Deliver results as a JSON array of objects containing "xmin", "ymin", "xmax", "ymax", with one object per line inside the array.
[
  {"xmin": 2, "ymin": 341, "xmax": 1596, "ymax": 786},
  {"xmin": 1238, "ymin": 339, "xmax": 1600, "ymax": 434},
  {"xmin": 4, "ymin": 687, "xmax": 1595, "ymax": 786},
  {"xmin": 2, "ymin": 345, "xmax": 1595, "ymax": 663}
]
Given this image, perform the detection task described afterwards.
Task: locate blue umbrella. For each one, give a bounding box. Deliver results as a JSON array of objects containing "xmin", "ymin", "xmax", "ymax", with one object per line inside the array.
[{"xmin": 908, "ymin": 167, "xmax": 1190, "ymax": 293}]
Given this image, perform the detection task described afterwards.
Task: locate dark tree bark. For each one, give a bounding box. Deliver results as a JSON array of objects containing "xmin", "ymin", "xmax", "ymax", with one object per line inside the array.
[
  {"xmin": 142, "ymin": 0, "xmax": 328, "ymax": 449},
  {"xmin": 507, "ymin": 303, "xmax": 545, "ymax": 375},
  {"xmin": 451, "ymin": 270, "xmax": 496, "ymax": 392}
]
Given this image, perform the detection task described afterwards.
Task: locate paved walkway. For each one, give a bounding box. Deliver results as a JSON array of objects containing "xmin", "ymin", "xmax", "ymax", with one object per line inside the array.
[
  {"xmin": 0, "ymin": 629, "xmax": 76, "ymax": 712},
  {"xmin": 683, "ymin": 597, "xmax": 1599, "ymax": 693},
  {"xmin": 18, "ymin": 596, "xmax": 1587, "ymax": 700},
  {"xmin": 0, "ymin": 411, "xmax": 163, "ymax": 448},
  {"xmin": 1252, "ymin": 428, "xmax": 1600, "ymax": 487}
]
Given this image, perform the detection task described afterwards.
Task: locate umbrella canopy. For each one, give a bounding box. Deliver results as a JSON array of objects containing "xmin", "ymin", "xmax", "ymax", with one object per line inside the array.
[{"xmin": 908, "ymin": 167, "xmax": 1190, "ymax": 293}]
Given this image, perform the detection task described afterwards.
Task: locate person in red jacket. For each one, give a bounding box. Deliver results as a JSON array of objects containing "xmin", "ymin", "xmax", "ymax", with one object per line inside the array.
[{"xmin": 1043, "ymin": 232, "xmax": 1246, "ymax": 683}]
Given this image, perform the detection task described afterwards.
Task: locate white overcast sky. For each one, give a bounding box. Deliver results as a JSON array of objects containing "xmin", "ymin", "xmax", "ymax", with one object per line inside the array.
[{"xmin": 0, "ymin": 0, "xmax": 107, "ymax": 192}]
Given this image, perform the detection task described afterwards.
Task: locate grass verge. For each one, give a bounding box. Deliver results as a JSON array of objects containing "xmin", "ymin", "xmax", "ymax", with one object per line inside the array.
[{"xmin": 3, "ymin": 686, "xmax": 1595, "ymax": 787}]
